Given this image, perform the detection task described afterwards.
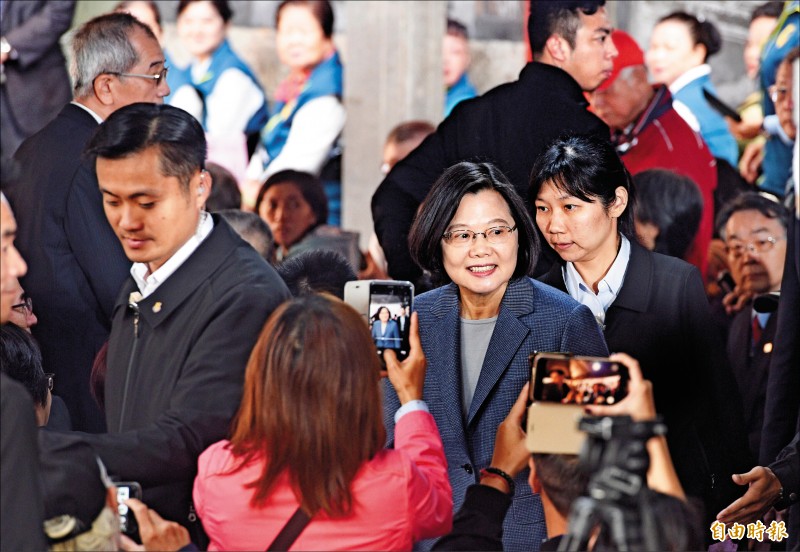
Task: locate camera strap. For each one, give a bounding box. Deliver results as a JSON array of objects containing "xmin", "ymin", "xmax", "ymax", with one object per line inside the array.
[{"xmin": 266, "ymin": 507, "xmax": 312, "ymax": 551}]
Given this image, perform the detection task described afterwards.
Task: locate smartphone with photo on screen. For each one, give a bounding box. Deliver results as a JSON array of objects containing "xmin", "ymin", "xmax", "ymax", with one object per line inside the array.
[
  {"xmin": 526, "ymin": 353, "xmax": 629, "ymax": 454},
  {"xmin": 345, "ymin": 280, "xmax": 414, "ymax": 363}
]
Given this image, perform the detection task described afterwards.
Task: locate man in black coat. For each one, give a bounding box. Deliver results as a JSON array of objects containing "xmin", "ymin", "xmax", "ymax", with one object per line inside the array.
[
  {"xmin": 5, "ymin": 13, "xmax": 170, "ymax": 432},
  {"xmin": 71, "ymin": 103, "xmax": 290, "ymax": 544},
  {"xmin": 372, "ymin": 1, "xmax": 616, "ymax": 284},
  {"xmin": 0, "ymin": 0, "xmax": 75, "ymax": 160}
]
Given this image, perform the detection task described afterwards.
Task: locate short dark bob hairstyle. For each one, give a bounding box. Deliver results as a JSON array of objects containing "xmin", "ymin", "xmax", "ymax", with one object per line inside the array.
[
  {"xmin": 276, "ymin": 1, "xmax": 334, "ymax": 38},
  {"xmin": 529, "ymin": 134, "xmax": 636, "ymax": 240},
  {"xmin": 409, "ymin": 161, "xmax": 539, "ymax": 284}
]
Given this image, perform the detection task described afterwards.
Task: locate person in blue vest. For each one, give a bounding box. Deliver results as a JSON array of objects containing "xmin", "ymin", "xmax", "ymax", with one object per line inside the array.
[
  {"xmin": 646, "ymin": 11, "xmax": 739, "ymax": 169},
  {"xmin": 443, "ymin": 19, "xmax": 478, "ymax": 118},
  {"xmin": 246, "ymin": 0, "xmax": 344, "ymax": 224},
  {"xmin": 740, "ymin": 0, "xmax": 799, "ymax": 198},
  {"xmin": 168, "ymin": 0, "xmax": 268, "ymax": 153}
]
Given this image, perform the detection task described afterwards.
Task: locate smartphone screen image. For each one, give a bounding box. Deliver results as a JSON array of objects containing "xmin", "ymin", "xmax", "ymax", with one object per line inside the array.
[
  {"xmin": 115, "ymin": 482, "xmax": 142, "ymax": 540},
  {"xmin": 532, "ymin": 355, "xmax": 628, "ymax": 406},
  {"xmin": 368, "ymin": 281, "xmax": 413, "ymax": 362}
]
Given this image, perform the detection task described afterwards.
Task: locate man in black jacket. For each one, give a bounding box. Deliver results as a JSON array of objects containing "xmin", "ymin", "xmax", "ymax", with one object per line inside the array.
[
  {"xmin": 60, "ymin": 103, "xmax": 290, "ymax": 543},
  {"xmin": 372, "ymin": 0, "xmax": 616, "ymax": 284}
]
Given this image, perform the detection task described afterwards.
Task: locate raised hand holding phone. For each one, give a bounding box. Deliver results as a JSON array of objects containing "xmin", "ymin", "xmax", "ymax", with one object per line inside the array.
[{"xmin": 383, "ymin": 312, "xmax": 426, "ymax": 405}]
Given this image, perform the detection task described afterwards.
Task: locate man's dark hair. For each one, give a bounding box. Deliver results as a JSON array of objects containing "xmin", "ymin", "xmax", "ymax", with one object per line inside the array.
[
  {"xmin": 218, "ymin": 209, "xmax": 275, "ymax": 263},
  {"xmin": 0, "ymin": 324, "xmax": 48, "ymax": 408},
  {"xmin": 528, "ymin": 0, "xmax": 605, "ymax": 56},
  {"xmin": 532, "ymin": 453, "xmax": 589, "ymax": 516},
  {"xmin": 751, "ymin": 1, "xmax": 785, "ymax": 22},
  {"xmin": 447, "ymin": 18, "xmax": 469, "ymax": 39},
  {"xmin": 409, "ymin": 161, "xmax": 540, "ymax": 285},
  {"xmin": 715, "ymin": 192, "xmax": 790, "ymax": 240},
  {"xmin": 530, "ymin": 134, "xmax": 636, "ymax": 240},
  {"xmin": 84, "ymin": 103, "xmax": 207, "ymax": 193},
  {"xmin": 205, "ymin": 162, "xmax": 241, "ymax": 212},
  {"xmin": 276, "ymin": 249, "xmax": 356, "ymax": 300},
  {"xmin": 633, "ymin": 169, "xmax": 703, "ymax": 259}
]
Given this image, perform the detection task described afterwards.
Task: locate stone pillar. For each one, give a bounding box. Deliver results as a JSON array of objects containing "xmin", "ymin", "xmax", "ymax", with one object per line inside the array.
[{"xmin": 342, "ymin": 1, "xmax": 446, "ymax": 249}]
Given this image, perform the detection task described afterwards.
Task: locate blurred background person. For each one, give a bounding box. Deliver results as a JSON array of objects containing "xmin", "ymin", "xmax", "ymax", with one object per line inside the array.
[
  {"xmin": 646, "ymin": 11, "xmax": 739, "ymax": 169},
  {"xmin": 193, "ymin": 294, "xmax": 452, "ymax": 550},
  {"xmin": 728, "ymin": 2, "xmax": 783, "ymax": 151},
  {"xmin": 255, "ymin": 169, "xmax": 359, "ymax": 269},
  {"xmin": 591, "ymin": 29, "xmax": 716, "ymax": 278},
  {"xmin": 246, "ymin": 0, "xmax": 344, "ymax": 223},
  {"xmin": 740, "ymin": 0, "xmax": 799, "ymax": 198},
  {"xmin": 169, "ymin": 0, "xmax": 268, "ymax": 183},
  {"xmin": 364, "ymin": 120, "xmax": 436, "ymax": 281},
  {"xmin": 398, "ymin": 161, "xmax": 608, "ymax": 550},
  {"xmin": 443, "ymin": 18, "xmax": 477, "ymax": 118},
  {"xmin": 0, "ymin": 0, "xmax": 75, "ymax": 162},
  {"xmin": 218, "ymin": 209, "xmax": 275, "ymax": 263},
  {"xmin": 532, "ymin": 134, "xmax": 751, "ymax": 525},
  {"xmin": 204, "ymin": 161, "xmax": 241, "ymax": 212},
  {"xmin": 633, "ymin": 169, "xmax": 704, "ymax": 261}
]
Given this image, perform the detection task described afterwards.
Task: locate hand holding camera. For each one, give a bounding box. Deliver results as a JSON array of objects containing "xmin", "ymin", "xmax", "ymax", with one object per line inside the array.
[
  {"xmin": 583, "ymin": 353, "xmax": 655, "ymax": 422},
  {"xmin": 383, "ymin": 311, "xmax": 426, "ymax": 405}
]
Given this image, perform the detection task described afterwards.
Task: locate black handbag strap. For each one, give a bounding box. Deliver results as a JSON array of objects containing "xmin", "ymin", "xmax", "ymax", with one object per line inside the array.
[{"xmin": 266, "ymin": 507, "xmax": 312, "ymax": 551}]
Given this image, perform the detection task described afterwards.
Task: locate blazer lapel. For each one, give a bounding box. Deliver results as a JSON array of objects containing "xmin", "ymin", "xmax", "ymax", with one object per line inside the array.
[
  {"xmin": 427, "ymin": 285, "xmax": 468, "ymax": 441},
  {"xmin": 605, "ymin": 241, "xmax": 651, "ymax": 332},
  {"xmin": 466, "ymin": 279, "xmax": 531, "ymax": 426}
]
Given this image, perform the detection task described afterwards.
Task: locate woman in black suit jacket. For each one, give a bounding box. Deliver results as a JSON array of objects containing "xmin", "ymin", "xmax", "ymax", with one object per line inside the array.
[{"xmin": 529, "ymin": 134, "xmax": 752, "ymax": 524}]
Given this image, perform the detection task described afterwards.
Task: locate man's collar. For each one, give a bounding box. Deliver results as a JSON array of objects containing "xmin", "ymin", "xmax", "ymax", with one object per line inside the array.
[
  {"xmin": 70, "ymin": 101, "xmax": 104, "ymax": 124},
  {"xmin": 130, "ymin": 211, "xmax": 214, "ymax": 298}
]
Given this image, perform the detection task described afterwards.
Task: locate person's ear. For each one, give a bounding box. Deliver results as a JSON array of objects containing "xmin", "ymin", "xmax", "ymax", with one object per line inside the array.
[
  {"xmin": 93, "ymin": 74, "xmax": 116, "ymax": 106},
  {"xmin": 528, "ymin": 456, "xmax": 542, "ymax": 494},
  {"xmin": 544, "ymin": 35, "xmax": 569, "ymax": 63},
  {"xmin": 195, "ymin": 170, "xmax": 212, "ymax": 208},
  {"xmin": 609, "ymin": 186, "xmax": 629, "ymax": 219}
]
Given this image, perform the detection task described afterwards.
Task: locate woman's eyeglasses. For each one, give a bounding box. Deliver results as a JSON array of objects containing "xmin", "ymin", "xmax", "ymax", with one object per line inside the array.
[{"xmin": 442, "ymin": 226, "xmax": 517, "ymax": 246}]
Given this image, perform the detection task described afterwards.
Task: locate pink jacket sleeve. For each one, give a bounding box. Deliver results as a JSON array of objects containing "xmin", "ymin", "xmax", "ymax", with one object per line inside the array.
[{"xmin": 395, "ymin": 410, "xmax": 453, "ymax": 540}]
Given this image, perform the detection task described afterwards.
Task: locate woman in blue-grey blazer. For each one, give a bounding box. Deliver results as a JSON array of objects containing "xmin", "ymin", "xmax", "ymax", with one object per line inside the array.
[
  {"xmin": 381, "ymin": 161, "xmax": 608, "ymax": 552},
  {"xmin": 530, "ymin": 134, "xmax": 752, "ymax": 531}
]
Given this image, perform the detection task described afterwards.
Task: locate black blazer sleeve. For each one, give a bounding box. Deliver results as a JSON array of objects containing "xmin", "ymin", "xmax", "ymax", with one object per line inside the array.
[
  {"xmin": 771, "ymin": 432, "xmax": 800, "ymax": 511},
  {"xmin": 4, "ymin": 1, "xmax": 75, "ymax": 68},
  {"xmin": 433, "ymin": 484, "xmax": 509, "ymax": 551}
]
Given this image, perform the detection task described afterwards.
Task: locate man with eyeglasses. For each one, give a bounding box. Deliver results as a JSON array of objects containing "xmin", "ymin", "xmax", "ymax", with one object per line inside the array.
[
  {"xmin": 716, "ymin": 192, "xmax": 789, "ymax": 463},
  {"xmin": 3, "ymin": 12, "xmax": 169, "ymax": 434}
]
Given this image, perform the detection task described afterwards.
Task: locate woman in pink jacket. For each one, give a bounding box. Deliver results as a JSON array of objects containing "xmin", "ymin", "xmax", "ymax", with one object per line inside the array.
[{"xmin": 193, "ymin": 294, "xmax": 452, "ymax": 550}]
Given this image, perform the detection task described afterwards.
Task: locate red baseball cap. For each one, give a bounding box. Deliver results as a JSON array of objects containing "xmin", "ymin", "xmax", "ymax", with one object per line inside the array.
[{"xmin": 597, "ymin": 30, "xmax": 645, "ymax": 92}]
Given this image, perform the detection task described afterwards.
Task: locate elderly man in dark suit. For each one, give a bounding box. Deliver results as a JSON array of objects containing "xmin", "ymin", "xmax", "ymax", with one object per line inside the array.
[
  {"xmin": 4, "ymin": 12, "xmax": 170, "ymax": 432},
  {"xmin": 0, "ymin": 0, "xmax": 75, "ymax": 160},
  {"xmin": 716, "ymin": 193, "xmax": 790, "ymax": 463},
  {"xmin": 372, "ymin": 0, "xmax": 617, "ymax": 285}
]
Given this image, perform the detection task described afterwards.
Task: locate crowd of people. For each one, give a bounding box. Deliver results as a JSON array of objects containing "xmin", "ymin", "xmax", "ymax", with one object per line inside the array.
[{"xmin": 1, "ymin": 0, "xmax": 799, "ymax": 550}]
